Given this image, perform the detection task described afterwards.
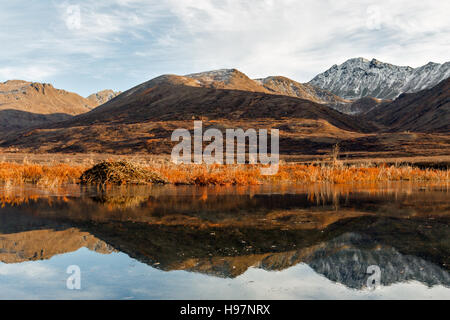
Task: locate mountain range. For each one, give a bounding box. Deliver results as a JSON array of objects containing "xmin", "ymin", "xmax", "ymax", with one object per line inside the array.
[
  {"xmin": 309, "ymin": 58, "xmax": 450, "ymax": 100},
  {"xmin": 0, "ymin": 58, "xmax": 448, "ymax": 157},
  {"xmin": 0, "ymin": 80, "xmax": 120, "ymax": 133},
  {"xmin": 0, "ymin": 80, "xmax": 97, "ymax": 115}
]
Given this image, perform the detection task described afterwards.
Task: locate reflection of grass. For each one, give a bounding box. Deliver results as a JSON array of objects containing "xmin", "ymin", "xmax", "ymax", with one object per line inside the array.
[{"xmin": 0, "ymin": 161, "xmax": 448, "ymax": 186}]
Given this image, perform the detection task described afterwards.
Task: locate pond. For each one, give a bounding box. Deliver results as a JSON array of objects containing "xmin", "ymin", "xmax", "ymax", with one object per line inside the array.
[{"xmin": 0, "ymin": 183, "xmax": 449, "ymax": 299}]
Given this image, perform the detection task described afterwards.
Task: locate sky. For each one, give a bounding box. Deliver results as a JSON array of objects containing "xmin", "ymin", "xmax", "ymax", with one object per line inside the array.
[{"xmin": 0, "ymin": 0, "xmax": 449, "ymax": 96}]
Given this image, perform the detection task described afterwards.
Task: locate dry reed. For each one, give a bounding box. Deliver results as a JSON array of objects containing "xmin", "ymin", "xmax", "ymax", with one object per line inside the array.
[{"xmin": 0, "ymin": 160, "xmax": 448, "ymax": 186}]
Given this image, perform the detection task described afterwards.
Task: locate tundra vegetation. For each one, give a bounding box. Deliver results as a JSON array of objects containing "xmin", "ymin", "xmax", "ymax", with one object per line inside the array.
[{"xmin": 0, "ymin": 158, "xmax": 448, "ymax": 187}]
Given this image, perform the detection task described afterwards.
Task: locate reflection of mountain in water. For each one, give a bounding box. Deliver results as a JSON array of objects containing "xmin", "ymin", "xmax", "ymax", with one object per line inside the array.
[
  {"xmin": 306, "ymin": 233, "xmax": 450, "ymax": 289},
  {"xmin": 174, "ymin": 232, "xmax": 450, "ymax": 289},
  {"xmin": 0, "ymin": 228, "xmax": 114, "ymax": 263},
  {"xmin": 0, "ymin": 206, "xmax": 114, "ymax": 262},
  {"xmin": 0, "ymin": 184, "xmax": 448, "ymax": 290}
]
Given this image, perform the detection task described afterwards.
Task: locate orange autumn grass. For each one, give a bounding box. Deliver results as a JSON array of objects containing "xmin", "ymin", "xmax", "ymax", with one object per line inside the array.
[
  {"xmin": 0, "ymin": 162, "xmax": 85, "ymax": 186},
  {"xmin": 0, "ymin": 161, "xmax": 449, "ymax": 186}
]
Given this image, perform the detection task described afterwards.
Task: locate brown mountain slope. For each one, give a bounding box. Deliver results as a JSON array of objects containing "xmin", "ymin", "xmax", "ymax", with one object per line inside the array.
[
  {"xmin": 61, "ymin": 75, "xmax": 370, "ymax": 132},
  {"xmin": 133, "ymin": 69, "xmax": 352, "ymax": 112},
  {"xmin": 366, "ymin": 77, "xmax": 450, "ymax": 133},
  {"xmin": 0, "ymin": 80, "xmax": 96, "ymax": 115},
  {"xmin": 346, "ymin": 97, "xmax": 391, "ymax": 115},
  {"xmin": 0, "ymin": 80, "xmax": 120, "ymax": 133},
  {"xmin": 255, "ymin": 76, "xmax": 350, "ymax": 109},
  {"xmin": 185, "ymin": 70, "xmax": 353, "ymax": 112},
  {"xmin": 0, "ymin": 73, "xmax": 376, "ymax": 153},
  {"xmin": 0, "ymin": 110, "xmax": 71, "ymax": 133}
]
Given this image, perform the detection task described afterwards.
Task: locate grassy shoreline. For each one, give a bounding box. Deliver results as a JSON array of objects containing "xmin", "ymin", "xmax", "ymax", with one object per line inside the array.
[{"xmin": 0, "ymin": 161, "xmax": 448, "ymax": 187}]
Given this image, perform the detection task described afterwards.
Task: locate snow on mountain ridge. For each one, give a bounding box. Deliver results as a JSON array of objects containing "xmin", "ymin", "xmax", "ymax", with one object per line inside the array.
[
  {"xmin": 185, "ymin": 69, "xmax": 240, "ymax": 84},
  {"xmin": 309, "ymin": 58, "xmax": 450, "ymax": 100}
]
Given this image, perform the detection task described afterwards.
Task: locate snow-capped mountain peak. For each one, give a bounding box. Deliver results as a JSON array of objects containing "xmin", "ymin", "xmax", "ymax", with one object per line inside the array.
[{"xmin": 309, "ymin": 58, "xmax": 450, "ymax": 100}]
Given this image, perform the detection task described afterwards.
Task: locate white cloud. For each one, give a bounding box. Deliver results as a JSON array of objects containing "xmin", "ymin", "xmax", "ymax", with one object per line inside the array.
[
  {"xmin": 163, "ymin": 0, "xmax": 450, "ymax": 81},
  {"xmin": 0, "ymin": 0, "xmax": 448, "ymax": 94},
  {"xmin": 65, "ymin": 5, "xmax": 82, "ymax": 30},
  {"xmin": 0, "ymin": 66, "xmax": 58, "ymax": 82}
]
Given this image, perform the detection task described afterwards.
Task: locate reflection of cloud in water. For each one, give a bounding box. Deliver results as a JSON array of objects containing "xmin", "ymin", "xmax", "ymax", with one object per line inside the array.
[
  {"xmin": 303, "ymin": 233, "xmax": 450, "ymax": 289},
  {"xmin": 0, "ymin": 261, "xmax": 55, "ymax": 277},
  {"xmin": 0, "ymin": 248, "xmax": 449, "ymax": 300}
]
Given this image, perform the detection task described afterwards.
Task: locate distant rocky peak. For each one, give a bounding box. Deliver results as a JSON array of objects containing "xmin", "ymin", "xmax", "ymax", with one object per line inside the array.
[
  {"xmin": 87, "ymin": 89, "xmax": 121, "ymax": 106},
  {"xmin": 309, "ymin": 57, "xmax": 450, "ymax": 100},
  {"xmin": 185, "ymin": 69, "xmax": 243, "ymax": 84}
]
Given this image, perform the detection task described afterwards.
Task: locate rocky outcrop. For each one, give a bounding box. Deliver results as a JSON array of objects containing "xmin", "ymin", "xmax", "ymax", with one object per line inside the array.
[{"xmin": 87, "ymin": 89, "xmax": 121, "ymax": 106}]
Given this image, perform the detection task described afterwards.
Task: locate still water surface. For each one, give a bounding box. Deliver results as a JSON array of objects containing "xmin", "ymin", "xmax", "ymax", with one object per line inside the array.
[{"xmin": 0, "ymin": 183, "xmax": 449, "ymax": 299}]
